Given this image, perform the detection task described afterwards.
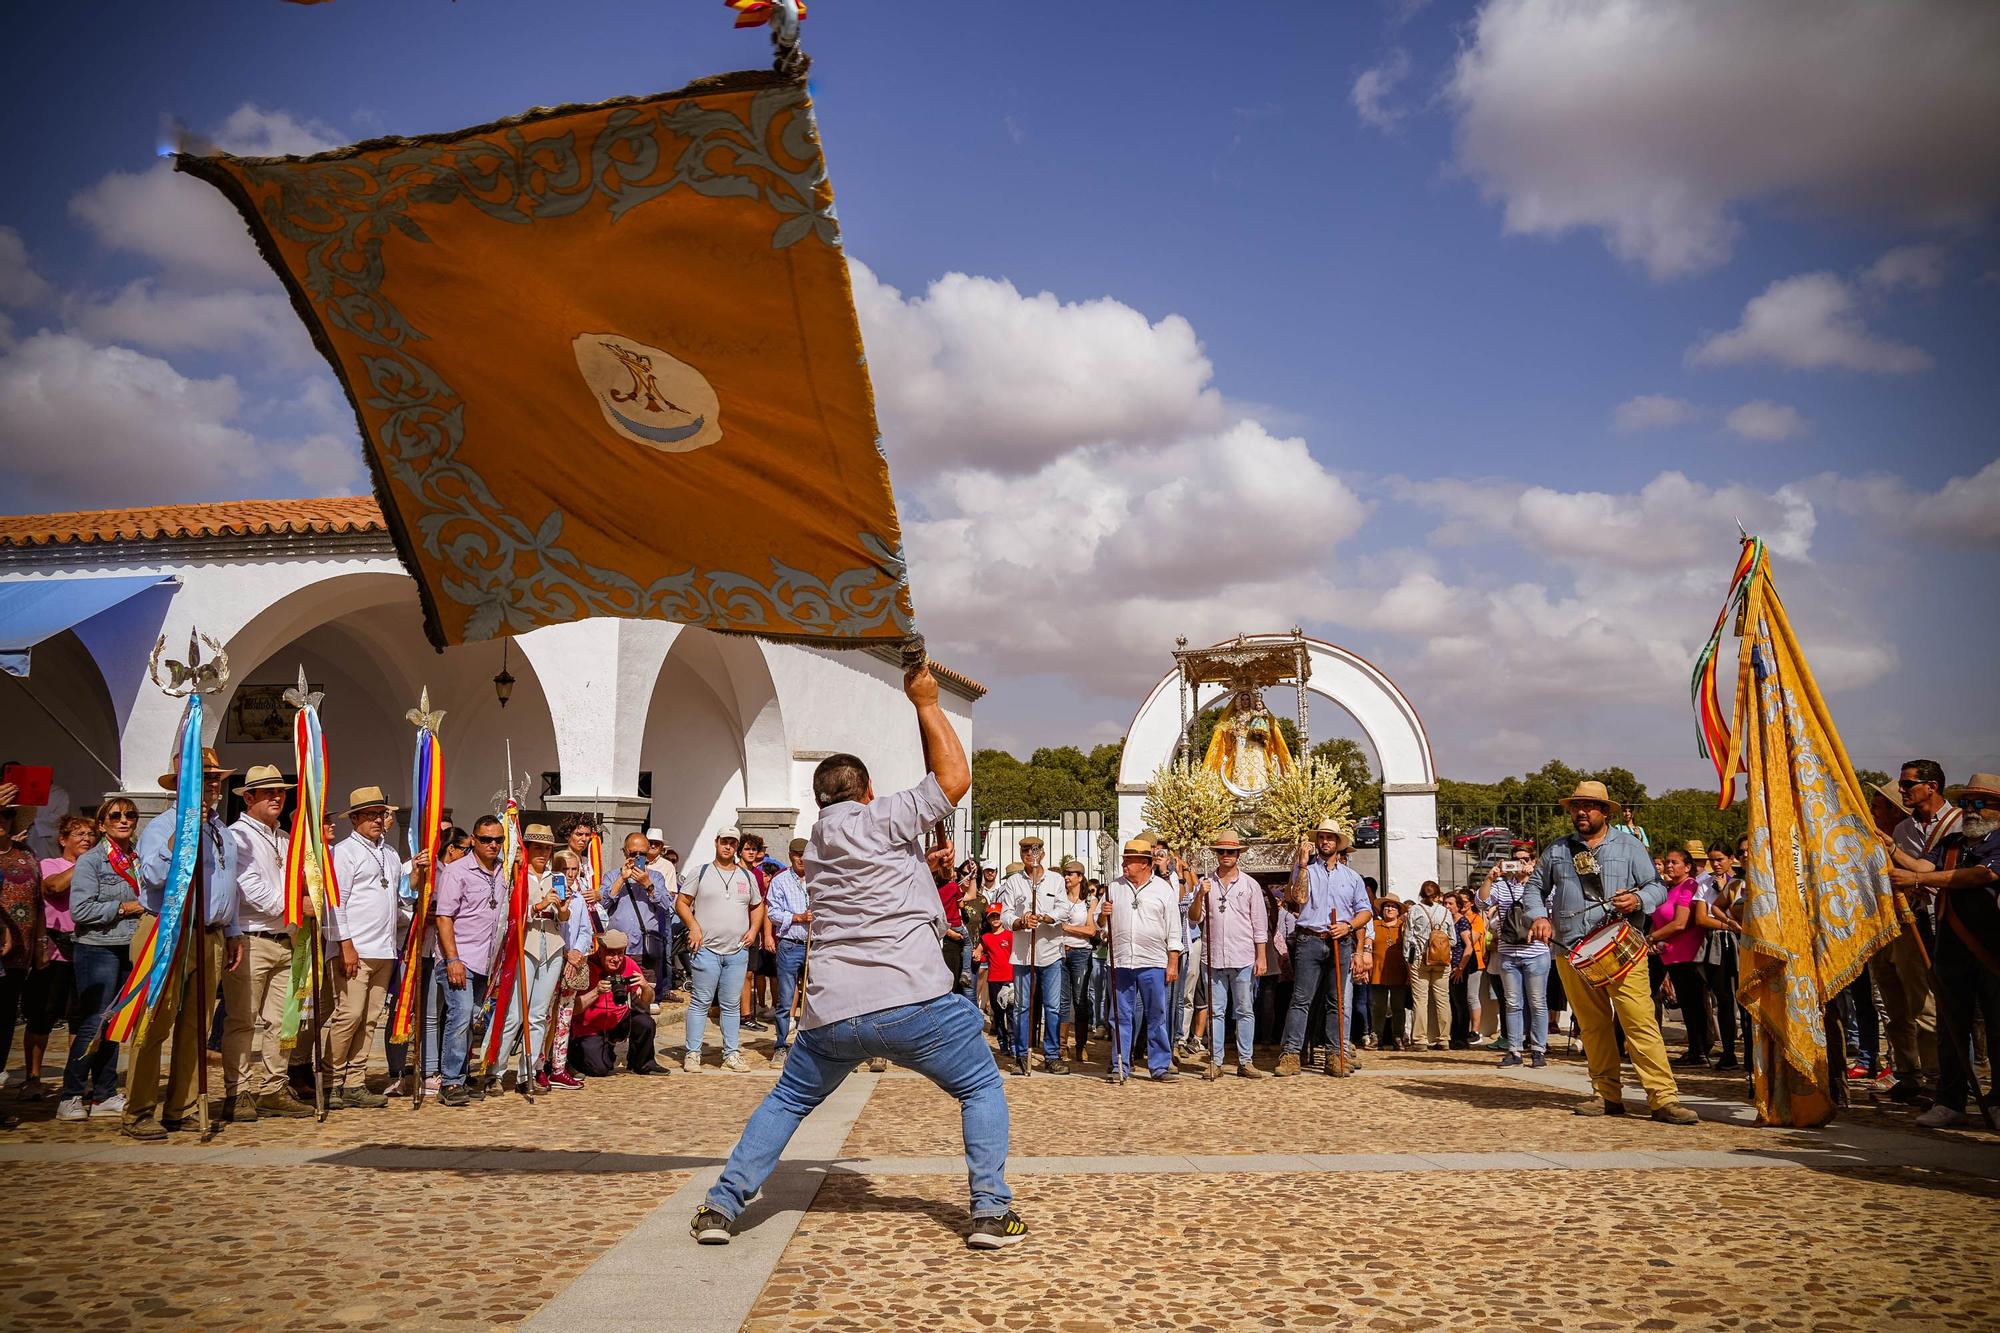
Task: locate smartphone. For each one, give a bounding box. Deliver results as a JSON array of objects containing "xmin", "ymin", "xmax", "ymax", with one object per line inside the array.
[
  {"xmin": 0, "ymin": 764, "xmax": 53, "ymax": 806},
  {"xmin": 632, "ymin": 852, "xmax": 648, "ymax": 870},
  {"xmin": 552, "ymin": 872, "xmax": 568, "ymax": 900}
]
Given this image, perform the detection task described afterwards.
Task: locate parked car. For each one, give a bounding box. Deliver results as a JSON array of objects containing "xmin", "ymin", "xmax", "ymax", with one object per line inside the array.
[
  {"xmin": 1451, "ymin": 825, "xmax": 1509, "ymax": 850},
  {"xmin": 1353, "ymin": 816, "xmax": 1381, "ymax": 847}
]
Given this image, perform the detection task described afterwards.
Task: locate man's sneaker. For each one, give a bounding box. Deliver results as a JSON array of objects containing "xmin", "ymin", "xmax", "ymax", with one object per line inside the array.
[
  {"xmin": 1574, "ymin": 1098, "xmax": 1627, "ymax": 1117},
  {"xmin": 88, "ymin": 1093, "xmax": 127, "ymax": 1119},
  {"xmin": 649, "ymin": 1003, "xmax": 662, "ymax": 1016},
  {"xmin": 121, "ymin": 1117, "xmax": 167, "ymax": 1141},
  {"xmin": 1274, "ymin": 1052, "xmax": 1302, "ymax": 1077},
  {"xmin": 1013, "ymin": 1057, "xmax": 1029, "ymax": 1077},
  {"xmin": 1497, "ymin": 1052, "xmax": 1523, "ymax": 1068},
  {"xmin": 967, "ymin": 1210, "xmax": 1029, "ymax": 1250},
  {"xmin": 1914, "ymin": 1103, "xmax": 1964, "ymax": 1129},
  {"xmin": 690, "ymin": 1205, "xmax": 737, "ymax": 1244},
  {"xmin": 867, "ymin": 1057, "xmax": 890, "ymax": 1072},
  {"xmin": 341, "ymin": 1087, "xmax": 390, "ymax": 1109},
  {"xmin": 721, "ymin": 1051, "xmax": 750, "ymax": 1073},
  {"xmin": 1202, "ymin": 1063, "xmax": 1224, "ymax": 1082},
  {"xmin": 56, "ymin": 1096, "xmax": 89, "ymax": 1122},
  {"xmin": 256, "ymin": 1090, "xmax": 317, "ymax": 1119},
  {"xmin": 1151, "ymin": 1068, "xmax": 1181, "ymax": 1083},
  {"xmin": 220, "ymin": 1094, "xmax": 259, "ymax": 1122},
  {"xmin": 1885, "ymin": 1078, "xmax": 1926, "ymax": 1104},
  {"xmin": 771, "ymin": 1047, "xmax": 788, "ymax": 1070},
  {"xmin": 438, "ymin": 1084, "xmax": 473, "ymax": 1108},
  {"xmin": 1651, "ymin": 1103, "xmax": 1700, "ymax": 1125},
  {"xmin": 1529, "ymin": 1053, "xmax": 1548, "ymax": 1069},
  {"xmin": 549, "ymin": 1071, "xmax": 585, "ymax": 1091},
  {"xmin": 1105, "ymin": 1070, "xmax": 1128, "ymax": 1085},
  {"xmin": 1046, "ymin": 1060, "xmax": 1071, "ymax": 1076},
  {"xmin": 534, "ymin": 1073, "xmax": 552, "ymax": 1093},
  {"xmin": 742, "ymin": 1018, "xmax": 768, "ymax": 1033},
  {"xmin": 684, "ymin": 1052, "xmax": 703, "ymax": 1073},
  {"xmin": 1236, "ymin": 1062, "xmax": 1267, "ymax": 1079}
]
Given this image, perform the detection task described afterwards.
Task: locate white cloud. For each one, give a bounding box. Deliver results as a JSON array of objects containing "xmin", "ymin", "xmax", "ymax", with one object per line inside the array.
[
  {"xmin": 1724, "ymin": 400, "xmax": 1808, "ymax": 441},
  {"xmin": 851, "ymin": 261, "xmax": 1226, "ymax": 478},
  {"xmin": 1815, "ymin": 457, "xmax": 2000, "ymax": 548},
  {"xmin": 1613, "ymin": 393, "xmax": 1697, "ymax": 432},
  {"xmin": 0, "ymin": 330, "xmax": 362, "ymax": 508},
  {"xmin": 1862, "ymin": 243, "xmax": 1949, "ymax": 293},
  {"xmin": 69, "ymin": 104, "xmax": 342, "ymax": 287},
  {"xmin": 0, "ymin": 227, "xmax": 52, "ymax": 308},
  {"xmin": 1448, "ymin": 0, "xmax": 2000, "ymax": 279},
  {"xmin": 1689, "ymin": 272, "xmax": 1931, "ymax": 374},
  {"xmin": 65, "ymin": 280, "xmax": 317, "ymax": 366},
  {"xmin": 1352, "ymin": 49, "xmax": 1413, "ymax": 132}
]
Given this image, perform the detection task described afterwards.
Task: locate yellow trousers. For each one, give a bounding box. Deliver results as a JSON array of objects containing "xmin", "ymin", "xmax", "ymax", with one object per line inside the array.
[{"xmin": 1555, "ymin": 950, "xmax": 1682, "ymax": 1110}]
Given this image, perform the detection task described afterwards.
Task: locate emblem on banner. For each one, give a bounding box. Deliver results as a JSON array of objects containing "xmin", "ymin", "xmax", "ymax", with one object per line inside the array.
[{"xmin": 572, "ymin": 332, "xmax": 724, "ymax": 453}]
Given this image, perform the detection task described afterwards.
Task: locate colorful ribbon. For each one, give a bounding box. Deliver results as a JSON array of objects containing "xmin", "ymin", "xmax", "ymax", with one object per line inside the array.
[
  {"xmin": 481, "ymin": 797, "xmax": 532, "ymax": 1069},
  {"xmin": 1690, "ymin": 535, "xmax": 1764, "ymax": 805},
  {"xmin": 283, "ymin": 700, "xmax": 339, "ymax": 922},
  {"xmin": 103, "ymin": 695, "xmax": 205, "ymax": 1045},
  {"xmin": 387, "ymin": 722, "xmax": 445, "ymax": 1045},
  {"xmin": 726, "ymin": 0, "xmax": 806, "ymax": 29}
]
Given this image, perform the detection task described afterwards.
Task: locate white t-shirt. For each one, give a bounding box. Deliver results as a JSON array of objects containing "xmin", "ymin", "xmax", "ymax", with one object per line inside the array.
[{"xmin": 680, "ymin": 862, "xmax": 756, "ymax": 955}]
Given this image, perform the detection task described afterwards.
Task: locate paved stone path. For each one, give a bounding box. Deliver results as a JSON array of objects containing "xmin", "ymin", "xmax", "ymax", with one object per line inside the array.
[{"xmin": 3, "ymin": 1044, "xmax": 1995, "ymax": 1330}]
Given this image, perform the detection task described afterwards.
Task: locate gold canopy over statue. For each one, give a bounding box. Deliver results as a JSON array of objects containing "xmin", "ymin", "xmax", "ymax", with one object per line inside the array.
[{"xmin": 1201, "ymin": 687, "xmax": 1295, "ymax": 799}]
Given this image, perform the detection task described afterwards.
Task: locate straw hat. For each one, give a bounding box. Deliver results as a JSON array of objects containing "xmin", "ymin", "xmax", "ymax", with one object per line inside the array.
[
  {"xmin": 1210, "ymin": 829, "xmax": 1247, "ymax": 851},
  {"xmin": 1947, "ymin": 772, "xmax": 2000, "ymax": 801},
  {"xmin": 233, "ymin": 764, "xmax": 289, "ymax": 797},
  {"xmin": 1684, "ymin": 838, "xmax": 1708, "ymax": 860},
  {"xmin": 1872, "ymin": 781, "xmax": 1911, "ymax": 816},
  {"xmin": 1560, "ymin": 780, "xmax": 1622, "ymax": 812},
  {"xmin": 523, "ymin": 823, "xmax": 556, "ymax": 845},
  {"xmin": 158, "ymin": 747, "xmax": 232, "ymax": 789},
  {"xmin": 1004, "ymin": 861, "xmax": 1024, "ymax": 876},
  {"xmin": 1311, "ymin": 818, "xmax": 1353, "ymax": 853},
  {"xmin": 342, "ymin": 785, "xmax": 398, "ymax": 816},
  {"xmin": 1119, "ymin": 838, "xmax": 1153, "ymax": 859}
]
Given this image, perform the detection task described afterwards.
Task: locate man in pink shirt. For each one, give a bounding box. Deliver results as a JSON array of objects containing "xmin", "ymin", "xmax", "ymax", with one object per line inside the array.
[{"xmin": 1189, "ymin": 830, "xmax": 1270, "ymax": 1080}]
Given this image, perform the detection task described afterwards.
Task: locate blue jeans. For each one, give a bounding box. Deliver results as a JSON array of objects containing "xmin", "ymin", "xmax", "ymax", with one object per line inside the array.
[
  {"xmin": 1206, "ymin": 964, "xmax": 1257, "ymax": 1066},
  {"xmin": 496, "ymin": 948, "xmax": 565, "ymax": 1078},
  {"xmin": 774, "ymin": 938, "xmax": 809, "ymax": 1050},
  {"xmin": 1063, "ymin": 949, "xmax": 1094, "ymax": 1045},
  {"xmin": 1013, "ymin": 958, "xmax": 1064, "ymax": 1061},
  {"xmin": 708, "ymin": 992, "xmax": 1011, "ymax": 1220},
  {"xmin": 1281, "ymin": 932, "xmax": 1355, "ymax": 1061},
  {"xmin": 1499, "ymin": 949, "xmax": 1552, "ymax": 1055},
  {"xmin": 62, "ymin": 941, "xmax": 132, "ymax": 1102},
  {"xmin": 437, "ymin": 966, "xmax": 490, "ymax": 1087},
  {"xmin": 1111, "ymin": 966, "xmax": 1172, "ymax": 1077},
  {"xmin": 687, "ymin": 946, "xmax": 750, "ymax": 1058}
]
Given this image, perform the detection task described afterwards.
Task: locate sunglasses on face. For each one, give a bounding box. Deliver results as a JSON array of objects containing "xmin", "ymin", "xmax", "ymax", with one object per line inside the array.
[
  {"xmin": 473, "ymin": 835, "xmax": 503, "ymax": 845},
  {"xmin": 1958, "ymin": 797, "xmax": 1993, "ymax": 812},
  {"xmin": 1898, "ymin": 778, "xmax": 1931, "ymax": 790},
  {"xmin": 103, "ymin": 811, "xmax": 137, "ymax": 822}
]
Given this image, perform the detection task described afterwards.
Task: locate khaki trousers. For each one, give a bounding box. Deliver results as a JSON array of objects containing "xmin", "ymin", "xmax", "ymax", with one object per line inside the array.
[
  {"xmin": 222, "ymin": 932, "xmax": 294, "ymax": 1098},
  {"xmin": 325, "ymin": 957, "xmax": 394, "ymax": 1089},
  {"xmin": 1409, "ymin": 963, "xmax": 1450, "ymax": 1045},
  {"xmin": 124, "ymin": 918, "xmax": 225, "ymax": 1126},
  {"xmin": 1557, "ymin": 950, "xmax": 1681, "ymax": 1110},
  {"xmin": 1868, "ymin": 927, "xmax": 1939, "ymax": 1083}
]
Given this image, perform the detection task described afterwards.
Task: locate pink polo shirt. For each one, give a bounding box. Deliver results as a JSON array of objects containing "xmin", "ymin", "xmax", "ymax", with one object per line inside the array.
[
  {"xmin": 1651, "ymin": 879, "xmax": 1704, "ymax": 966},
  {"xmin": 1198, "ymin": 870, "xmax": 1270, "ymax": 969}
]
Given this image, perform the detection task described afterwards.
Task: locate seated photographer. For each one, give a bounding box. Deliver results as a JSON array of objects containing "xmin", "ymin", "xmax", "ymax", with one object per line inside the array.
[{"xmin": 567, "ymin": 929, "xmax": 661, "ymax": 1078}]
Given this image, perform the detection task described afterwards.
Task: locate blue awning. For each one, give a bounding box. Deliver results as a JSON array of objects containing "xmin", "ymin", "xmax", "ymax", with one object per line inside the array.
[{"xmin": 0, "ymin": 575, "xmax": 177, "ymax": 676}]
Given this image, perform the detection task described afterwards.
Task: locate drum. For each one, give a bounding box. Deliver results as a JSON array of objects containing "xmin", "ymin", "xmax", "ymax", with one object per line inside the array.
[{"xmin": 1567, "ymin": 918, "xmax": 1645, "ymax": 990}]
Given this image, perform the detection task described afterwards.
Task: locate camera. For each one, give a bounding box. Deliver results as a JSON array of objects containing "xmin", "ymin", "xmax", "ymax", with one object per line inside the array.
[{"xmin": 609, "ymin": 973, "xmax": 630, "ymax": 1006}]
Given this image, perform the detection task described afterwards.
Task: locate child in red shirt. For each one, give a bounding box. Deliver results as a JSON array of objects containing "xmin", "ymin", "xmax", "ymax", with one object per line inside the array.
[{"xmin": 975, "ymin": 904, "xmax": 1016, "ymax": 1057}]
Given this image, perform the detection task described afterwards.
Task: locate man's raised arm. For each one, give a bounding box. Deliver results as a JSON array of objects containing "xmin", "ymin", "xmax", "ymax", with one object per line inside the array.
[{"xmin": 906, "ymin": 663, "xmax": 970, "ymax": 804}]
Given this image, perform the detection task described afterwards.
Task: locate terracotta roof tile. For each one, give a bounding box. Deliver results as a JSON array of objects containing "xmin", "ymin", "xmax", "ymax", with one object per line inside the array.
[{"xmin": 0, "ymin": 497, "xmax": 386, "ymax": 549}]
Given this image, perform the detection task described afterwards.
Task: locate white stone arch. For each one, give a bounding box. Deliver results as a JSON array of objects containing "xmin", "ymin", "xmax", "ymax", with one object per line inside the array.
[
  {"xmin": 1116, "ymin": 634, "xmax": 1438, "ymax": 900},
  {"xmin": 638, "ymin": 626, "xmax": 793, "ymax": 855}
]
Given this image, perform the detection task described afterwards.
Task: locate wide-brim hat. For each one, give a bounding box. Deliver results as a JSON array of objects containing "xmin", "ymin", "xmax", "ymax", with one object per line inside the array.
[
  {"xmin": 1561, "ymin": 781, "xmax": 1622, "ymax": 812},
  {"xmin": 1872, "ymin": 781, "xmax": 1911, "ymax": 816},
  {"xmin": 158, "ymin": 747, "xmax": 233, "ymax": 789},
  {"xmin": 1684, "ymin": 838, "xmax": 1708, "ymax": 859},
  {"xmin": 1947, "ymin": 772, "xmax": 2000, "ymax": 801},
  {"xmin": 342, "ymin": 785, "xmax": 399, "ymax": 816},
  {"xmin": 523, "ymin": 823, "xmax": 556, "ymax": 845},
  {"xmin": 1311, "ymin": 819, "xmax": 1353, "ymax": 852},
  {"xmin": 1119, "ymin": 838, "xmax": 1153, "ymax": 859},
  {"xmin": 233, "ymin": 764, "xmax": 289, "ymax": 797},
  {"xmin": 1210, "ymin": 829, "xmax": 1247, "ymax": 851}
]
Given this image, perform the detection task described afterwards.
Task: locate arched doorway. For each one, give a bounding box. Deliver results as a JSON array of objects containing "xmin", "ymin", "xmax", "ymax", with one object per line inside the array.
[
  {"xmin": 1116, "ymin": 634, "xmax": 1438, "ymax": 900},
  {"xmin": 639, "ymin": 626, "xmax": 793, "ymax": 857},
  {"xmin": 1, "ymin": 628, "xmax": 122, "ymax": 849}
]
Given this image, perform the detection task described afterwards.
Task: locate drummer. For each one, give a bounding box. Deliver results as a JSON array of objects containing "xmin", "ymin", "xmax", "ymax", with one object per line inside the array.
[{"xmin": 1521, "ymin": 781, "xmax": 1699, "ymax": 1125}]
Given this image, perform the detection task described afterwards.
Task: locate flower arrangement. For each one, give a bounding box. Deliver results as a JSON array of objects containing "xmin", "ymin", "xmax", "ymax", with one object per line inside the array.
[
  {"xmin": 1141, "ymin": 760, "xmax": 1235, "ymax": 855},
  {"xmin": 1255, "ymin": 753, "xmax": 1355, "ymax": 847}
]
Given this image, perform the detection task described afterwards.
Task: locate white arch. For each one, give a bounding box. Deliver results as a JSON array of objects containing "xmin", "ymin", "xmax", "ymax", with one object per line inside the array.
[{"xmin": 1116, "ymin": 634, "xmax": 1439, "ymax": 900}]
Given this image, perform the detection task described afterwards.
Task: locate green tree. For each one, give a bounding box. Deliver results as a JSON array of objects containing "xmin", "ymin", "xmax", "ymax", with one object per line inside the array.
[
  {"xmin": 1309, "ymin": 737, "xmax": 1380, "ymax": 817},
  {"xmin": 1638, "ymin": 788, "xmax": 1749, "ymax": 853},
  {"xmin": 1855, "ymin": 767, "xmax": 1891, "ymax": 791}
]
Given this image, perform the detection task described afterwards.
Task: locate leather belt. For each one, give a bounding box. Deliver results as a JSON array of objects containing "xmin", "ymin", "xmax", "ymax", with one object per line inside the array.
[{"xmin": 241, "ymin": 929, "xmax": 292, "ymax": 943}]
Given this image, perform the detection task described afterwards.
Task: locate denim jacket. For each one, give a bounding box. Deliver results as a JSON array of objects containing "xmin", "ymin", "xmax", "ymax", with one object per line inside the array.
[
  {"xmin": 67, "ymin": 843, "xmax": 140, "ymax": 948},
  {"xmin": 1520, "ymin": 827, "xmax": 1666, "ymax": 949}
]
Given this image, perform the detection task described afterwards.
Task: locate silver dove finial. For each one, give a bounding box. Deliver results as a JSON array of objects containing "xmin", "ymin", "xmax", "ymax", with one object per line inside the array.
[
  {"xmin": 281, "ymin": 665, "xmax": 324, "ymax": 713},
  {"xmin": 405, "ymin": 686, "xmax": 446, "ymax": 733}
]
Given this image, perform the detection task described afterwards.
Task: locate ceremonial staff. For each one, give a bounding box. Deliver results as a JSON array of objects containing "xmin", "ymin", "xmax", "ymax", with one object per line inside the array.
[
  {"xmin": 393, "ymin": 688, "xmax": 445, "ymax": 1109},
  {"xmin": 281, "ymin": 667, "xmax": 339, "ymax": 1120}
]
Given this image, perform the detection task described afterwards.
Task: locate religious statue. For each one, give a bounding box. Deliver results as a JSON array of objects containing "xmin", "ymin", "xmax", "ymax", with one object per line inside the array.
[{"xmin": 1200, "ymin": 687, "xmax": 1295, "ymax": 799}]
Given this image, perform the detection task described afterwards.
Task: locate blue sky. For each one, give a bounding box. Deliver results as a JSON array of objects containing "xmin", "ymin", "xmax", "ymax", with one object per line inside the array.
[{"xmin": 4, "ymin": 1, "xmax": 1996, "ymax": 791}]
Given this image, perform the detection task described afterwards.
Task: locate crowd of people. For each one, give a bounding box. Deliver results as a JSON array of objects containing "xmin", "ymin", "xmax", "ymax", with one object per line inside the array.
[{"xmin": 0, "ymin": 757, "xmax": 1993, "ymax": 1137}]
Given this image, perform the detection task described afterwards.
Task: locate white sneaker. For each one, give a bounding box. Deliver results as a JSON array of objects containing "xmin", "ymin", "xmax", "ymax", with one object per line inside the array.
[
  {"xmin": 1914, "ymin": 1103, "xmax": 1964, "ymax": 1129},
  {"xmin": 649, "ymin": 1002, "xmax": 662, "ymax": 1015},
  {"xmin": 88, "ymin": 1092, "xmax": 127, "ymax": 1119},
  {"xmin": 57, "ymin": 1097, "xmax": 89, "ymax": 1122},
  {"xmin": 683, "ymin": 1051, "xmax": 703, "ymax": 1073},
  {"xmin": 721, "ymin": 1051, "xmax": 749, "ymax": 1073}
]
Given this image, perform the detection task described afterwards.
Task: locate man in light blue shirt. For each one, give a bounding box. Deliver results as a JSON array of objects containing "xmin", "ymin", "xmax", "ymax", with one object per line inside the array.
[
  {"xmin": 1278, "ymin": 820, "xmax": 1371, "ymax": 1077},
  {"xmin": 123, "ymin": 748, "xmax": 244, "ymax": 1139},
  {"xmin": 766, "ymin": 837, "xmax": 812, "ymax": 1063}
]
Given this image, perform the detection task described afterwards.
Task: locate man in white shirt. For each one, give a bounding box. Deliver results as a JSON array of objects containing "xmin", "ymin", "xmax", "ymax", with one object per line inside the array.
[
  {"xmin": 1000, "ymin": 836, "xmax": 1081, "ymax": 1076},
  {"xmin": 1099, "ymin": 838, "xmax": 1184, "ymax": 1085},
  {"xmin": 326, "ymin": 786, "xmax": 427, "ymax": 1109},
  {"xmin": 223, "ymin": 765, "xmax": 313, "ymax": 1120}
]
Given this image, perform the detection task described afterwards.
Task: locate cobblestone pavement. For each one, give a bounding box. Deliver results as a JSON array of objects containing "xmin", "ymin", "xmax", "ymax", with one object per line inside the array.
[
  {"xmin": 747, "ymin": 1166, "xmax": 2000, "ymax": 1332},
  {"xmin": 0, "ymin": 1162, "xmax": 684, "ymax": 1330}
]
